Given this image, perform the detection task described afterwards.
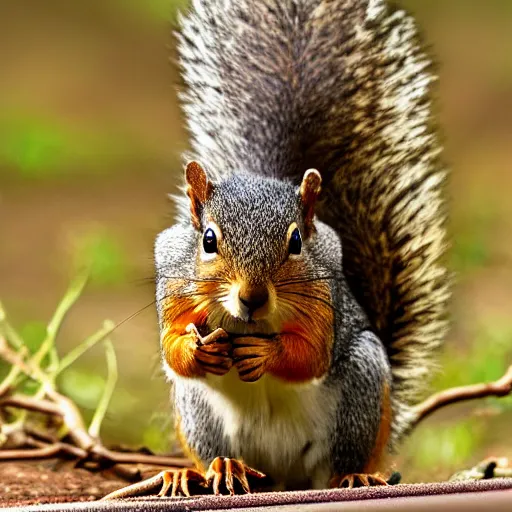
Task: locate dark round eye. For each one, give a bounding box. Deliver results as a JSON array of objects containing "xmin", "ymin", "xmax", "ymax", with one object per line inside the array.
[
  {"xmin": 288, "ymin": 227, "xmax": 302, "ymax": 255},
  {"xmin": 203, "ymin": 228, "xmax": 218, "ymax": 254}
]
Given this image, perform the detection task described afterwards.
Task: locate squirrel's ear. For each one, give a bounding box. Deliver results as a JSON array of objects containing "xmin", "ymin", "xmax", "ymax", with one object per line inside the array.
[
  {"xmin": 185, "ymin": 161, "xmax": 213, "ymax": 230},
  {"xmin": 299, "ymin": 169, "xmax": 322, "ymax": 236}
]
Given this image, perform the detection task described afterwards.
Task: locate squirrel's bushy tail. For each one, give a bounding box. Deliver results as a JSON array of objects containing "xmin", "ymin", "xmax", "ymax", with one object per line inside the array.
[{"xmin": 178, "ymin": 0, "xmax": 449, "ymax": 438}]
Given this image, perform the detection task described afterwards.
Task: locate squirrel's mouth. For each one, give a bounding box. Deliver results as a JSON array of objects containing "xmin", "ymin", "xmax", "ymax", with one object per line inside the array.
[{"xmin": 207, "ymin": 310, "xmax": 279, "ymax": 337}]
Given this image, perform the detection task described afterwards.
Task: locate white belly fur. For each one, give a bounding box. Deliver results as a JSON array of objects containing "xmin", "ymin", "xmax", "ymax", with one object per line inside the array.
[{"xmin": 171, "ymin": 367, "xmax": 336, "ymax": 488}]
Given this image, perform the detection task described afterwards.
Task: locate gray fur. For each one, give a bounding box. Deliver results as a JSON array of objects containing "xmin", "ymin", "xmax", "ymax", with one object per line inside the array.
[
  {"xmin": 328, "ymin": 330, "xmax": 391, "ymax": 473},
  {"xmin": 155, "ymin": 175, "xmax": 392, "ymax": 486},
  {"xmin": 209, "ymin": 174, "xmax": 301, "ymax": 280},
  {"xmin": 154, "ymin": 0, "xmax": 449, "ymax": 487},
  {"xmin": 176, "ymin": 0, "xmax": 449, "ymax": 439}
]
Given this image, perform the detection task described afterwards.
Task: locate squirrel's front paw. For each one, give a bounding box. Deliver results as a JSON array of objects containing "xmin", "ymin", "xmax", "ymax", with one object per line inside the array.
[
  {"xmin": 232, "ymin": 336, "xmax": 278, "ymax": 382},
  {"xmin": 188, "ymin": 324, "xmax": 232, "ymax": 376}
]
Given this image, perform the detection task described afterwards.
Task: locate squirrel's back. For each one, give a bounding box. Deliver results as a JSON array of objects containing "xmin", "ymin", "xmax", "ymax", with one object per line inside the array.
[{"xmin": 178, "ymin": 0, "xmax": 449, "ymax": 439}]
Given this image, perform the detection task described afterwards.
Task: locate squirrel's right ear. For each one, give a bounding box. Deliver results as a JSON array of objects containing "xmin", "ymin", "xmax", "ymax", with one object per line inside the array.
[
  {"xmin": 299, "ymin": 169, "xmax": 322, "ymax": 237},
  {"xmin": 185, "ymin": 161, "xmax": 213, "ymax": 230}
]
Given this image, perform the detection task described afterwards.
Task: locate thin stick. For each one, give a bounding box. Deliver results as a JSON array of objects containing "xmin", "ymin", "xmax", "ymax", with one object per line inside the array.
[
  {"xmin": 412, "ymin": 364, "xmax": 512, "ymax": 427},
  {"xmin": 0, "ymin": 302, "xmax": 25, "ymax": 350},
  {"xmin": 88, "ymin": 340, "xmax": 118, "ymax": 439},
  {"xmin": 0, "ymin": 346, "xmax": 28, "ymax": 396},
  {"xmin": 32, "ymin": 272, "xmax": 89, "ymax": 369},
  {"xmin": 0, "ymin": 337, "xmax": 40, "ymax": 382},
  {"xmin": 0, "ymin": 395, "xmax": 62, "ymax": 417},
  {"xmin": 0, "ymin": 442, "xmax": 87, "ymax": 460},
  {"xmin": 91, "ymin": 445, "xmax": 192, "ymax": 468},
  {"xmin": 57, "ymin": 320, "xmax": 115, "ymax": 376}
]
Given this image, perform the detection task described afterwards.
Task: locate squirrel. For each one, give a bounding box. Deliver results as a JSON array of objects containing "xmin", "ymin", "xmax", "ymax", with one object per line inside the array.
[{"xmin": 104, "ymin": 0, "xmax": 449, "ymax": 500}]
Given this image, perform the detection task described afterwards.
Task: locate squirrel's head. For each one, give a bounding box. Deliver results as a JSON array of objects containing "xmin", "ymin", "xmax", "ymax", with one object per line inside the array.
[{"xmin": 183, "ymin": 161, "xmax": 334, "ymax": 331}]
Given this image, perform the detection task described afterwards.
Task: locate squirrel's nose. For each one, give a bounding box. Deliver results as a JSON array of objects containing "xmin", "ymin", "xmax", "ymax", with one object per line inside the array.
[{"xmin": 239, "ymin": 284, "xmax": 269, "ymax": 314}]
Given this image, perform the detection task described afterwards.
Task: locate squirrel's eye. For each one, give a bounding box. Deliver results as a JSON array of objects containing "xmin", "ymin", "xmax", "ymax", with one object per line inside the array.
[
  {"xmin": 203, "ymin": 228, "xmax": 218, "ymax": 254},
  {"xmin": 288, "ymin": 227, "xmax": 302, "ymax": 255}
]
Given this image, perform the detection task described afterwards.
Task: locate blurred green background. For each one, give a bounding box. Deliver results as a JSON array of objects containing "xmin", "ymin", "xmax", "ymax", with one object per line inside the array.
[{"xmin": 0, "ymin": 0, "xmax": 511, "ymax": 482}]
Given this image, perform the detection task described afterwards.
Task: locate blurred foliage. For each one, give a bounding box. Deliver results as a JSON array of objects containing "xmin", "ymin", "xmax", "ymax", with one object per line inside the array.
[
  {"xmin": 119, "ymin": 0, "xmax": 189, "ymax": 21},
  {"xmin": 0, "ymin": 0, "xmax": 511, "ymax": 482},
  {"xmin": 0, "ymin": 275, "xmax": 116, "ymax": 441},
  {"xmin": 409, "ymin": 419, "xmax": 484, "ymax": 470},
  {"xmin": 436, "ymin": 321, "xmax": 512, "ymax": 391},
  {"xmin": 67, "ymin": 227, "xmax": 128, "ymax": 287},
  {"xmin": 0, "ymin": 114, "xmax": 153, "ymax": 179}
]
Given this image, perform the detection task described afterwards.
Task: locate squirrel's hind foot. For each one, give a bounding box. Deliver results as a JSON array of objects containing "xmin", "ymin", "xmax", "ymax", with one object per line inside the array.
[
  {"xmin": 205, "ymin": 457, "xmax": 267, "ymax": 495},
  {"xmin": 101, "ymin": 468, "xmax": 205, "ymax": 500},
  {"xmin": 330, "ymin": 473, "xmax": 389, "ymax": 489},
  {"xmin": 101, "ymin": 459, "xmax": 266, "ymax": 500}
]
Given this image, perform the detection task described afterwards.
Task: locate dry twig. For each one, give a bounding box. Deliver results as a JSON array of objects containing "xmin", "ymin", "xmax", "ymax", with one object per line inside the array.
[
  {"xmin": 411, "ymin": 364, "xmax": 512, "ymax": 427},
  {"xmin": 0, "ymin": 337, "xmax": 190, "ymax": 472},
  {"xmin": 0, "ymin": 285, "xmax": 191, "ymax": 482}
]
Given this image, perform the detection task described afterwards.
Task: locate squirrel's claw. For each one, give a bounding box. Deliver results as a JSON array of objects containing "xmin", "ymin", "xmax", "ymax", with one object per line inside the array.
[
  {"xmin": 232, "ymin": 336, "xmax": 278, "ymax": 382},
  {"xmin": 101, "ymin": 469, "xmax": 205, "ymax": 500},
  {"xmin": 331, "ymin": 472, "xmax": 389, "ymax": 489},
  {"xmin": 185, "ymin": 324, "xmax": 232, "ymax": 376},
  {"xmin": 158, "ymin": 468, "xmax": 205, "ymax": 497},
  {"xmin": 205, "ymin": 457, "xmax": 266, "ymax": 495}
]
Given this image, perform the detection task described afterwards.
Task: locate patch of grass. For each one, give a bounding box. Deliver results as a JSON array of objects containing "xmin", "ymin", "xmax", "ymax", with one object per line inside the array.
[
  {"xmin": 59, "ymin": 368, "xmax": 106, "ymax": 411},
  {"xmin": 142, "ymin": 416, "xmax": 173, "ymax": 454},
  {"xmin": 0, "ymin": 275, "xmax": 117, "ymax": 444},
  {"xmin": 67, "ymin": 228, "xmax": 128, "ymax": 287},
  {"xmin": 408, "ymin": 418, "xmax": 483, "ymax": 471},
  {"xmin": 435, "ymin": 320, "xmax": 512, "ymax": 391},
  {"xmin": 116, "ymin": 0, "xmax": 189, "ymax": 22},
  {"xmin": 18, "ymin": 321, "xmax": 47, "ymax": 355},
  {"xmin": 449, "ymin": 205, "xmax": 498, "ymax": 275},
  {"xmin": 0, "ymin": 114, "xmax": 150, "ymax": 180},
  {"xmin": 450, "ymin": 231, "xmax": 491, "ymax": 274}
]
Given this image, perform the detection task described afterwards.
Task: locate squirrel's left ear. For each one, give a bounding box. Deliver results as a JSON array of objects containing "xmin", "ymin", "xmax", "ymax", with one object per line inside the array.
[
  {"xmin": 185, "ymin": 161, "xmax": 213, "ymax": 230},
  {"xmin": 299, "ymin": 169, "xmax": 322, "ymax": 237}
]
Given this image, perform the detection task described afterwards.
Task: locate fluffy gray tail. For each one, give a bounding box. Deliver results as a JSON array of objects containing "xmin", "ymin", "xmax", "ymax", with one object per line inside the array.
[{"xmin": 178, "ymin": 0, "xmax": 449, "ymax": 437}]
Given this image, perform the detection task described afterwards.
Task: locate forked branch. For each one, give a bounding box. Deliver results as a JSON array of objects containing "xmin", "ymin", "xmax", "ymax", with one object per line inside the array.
[{"xmin": 411, "ymin": 364, "xmax": 512, "ymax": 427}]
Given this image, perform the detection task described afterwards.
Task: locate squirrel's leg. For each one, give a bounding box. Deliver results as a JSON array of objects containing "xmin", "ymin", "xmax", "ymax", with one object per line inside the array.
[
  {"xmin": 101, "ymin": 461, "xmax": 266, "ymax": 500},
  {"xmin": 101, "ymin": 468, "xmax": 206, "ymax": 500},
  {"xmin": 102, "ymin": 417, "xmax": 267, "ymax": 500},
  {"xmin": 175, "ymin": 412, "xmax": 267, "ymax": 496},
  {"xmin": 329, "ymin": 330, "xmax": 392, "ymax": 489}
]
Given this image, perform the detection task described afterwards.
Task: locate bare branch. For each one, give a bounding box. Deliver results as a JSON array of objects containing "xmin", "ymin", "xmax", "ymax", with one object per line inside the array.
[
  {"xmin": 412, "ymin": 364, "xmax": 512, "ymax": 427},
  {"xmin": 0, "ymin": 442, "xmax": 87, "ymax": 460},
  {"xmin": 91, "ymin": 445, "xmax": 192, "ymax": 468},
  {"xmin": 0, "ymin": 394, "xmax": 62, "ymax": 417}
]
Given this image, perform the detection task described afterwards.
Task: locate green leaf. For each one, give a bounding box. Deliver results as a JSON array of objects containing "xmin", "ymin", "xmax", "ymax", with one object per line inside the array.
[
  {"xmin": 18, "ymin": 322, "xmax": 47, "ymax": 354},
  {"xmin": 68, "ymin": 229, "xmax": 128, "ymax": 287},
  {"xmin": 142, "ymin": 422, "xmax": 171, "ymax": 454},
  {"xmin": 59, "ymin": 369, "xmax": 105, "ymax": 409},
  {"xmin": 409, "ymin": 419, "xmax": 482, "ymax": 470}
]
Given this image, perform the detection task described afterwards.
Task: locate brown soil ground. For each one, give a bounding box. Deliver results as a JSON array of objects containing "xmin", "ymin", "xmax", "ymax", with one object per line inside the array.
[{"xmin": 0, "ymin": 461, "xmax": 125, "ymax": 507}]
